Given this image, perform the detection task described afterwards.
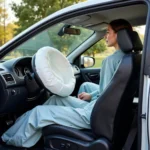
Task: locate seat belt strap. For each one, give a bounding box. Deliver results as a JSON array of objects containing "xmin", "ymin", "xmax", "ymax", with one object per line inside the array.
[{"xmin": 123, "ymin": 114, "xmax": 137, "ymax": 150}]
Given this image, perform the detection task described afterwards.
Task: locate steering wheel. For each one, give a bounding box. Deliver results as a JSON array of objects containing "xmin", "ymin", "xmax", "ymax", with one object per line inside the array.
[{"xmin": 31, "ymin": 46, "xmax": 75, "ymax": 97}]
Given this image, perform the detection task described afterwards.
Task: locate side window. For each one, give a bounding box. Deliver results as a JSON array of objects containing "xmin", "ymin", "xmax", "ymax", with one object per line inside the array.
[{"xmin": 81, "ymin": 39, "xmax": 115, "ymax": 68}]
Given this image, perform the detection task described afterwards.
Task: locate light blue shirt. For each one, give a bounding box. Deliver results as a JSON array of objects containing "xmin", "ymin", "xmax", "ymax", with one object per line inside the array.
[{"xmin": 90, "ymin": 50, "xmax": 125, "ymax": 100}]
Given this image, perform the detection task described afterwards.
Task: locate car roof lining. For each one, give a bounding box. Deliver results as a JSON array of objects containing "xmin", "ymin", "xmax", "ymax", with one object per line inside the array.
[{"xmin": 64, "ymin": 4, "xmax": 147, "ymax": 31}]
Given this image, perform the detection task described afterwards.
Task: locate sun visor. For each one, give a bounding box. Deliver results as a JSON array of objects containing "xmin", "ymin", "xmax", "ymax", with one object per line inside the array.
[{"xmin": 85, "ymin": 22, "xmax": 108, "ymax": 31}]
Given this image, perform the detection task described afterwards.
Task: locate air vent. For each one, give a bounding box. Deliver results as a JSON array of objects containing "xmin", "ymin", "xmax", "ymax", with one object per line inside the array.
[
  {"xmin": 2, "ymin": 73, "xmax": 16, "ymax": 85},
  {"xmin": 75, "ymin": 66, "xmax": 79, "ymax": 70},
  {"xmin": 0, "ymin": 68, "xmax": 4, "ymax": 71},
  {"xmin": 73, "ymin": 65, "xmax": 80, "ymax": 74}
]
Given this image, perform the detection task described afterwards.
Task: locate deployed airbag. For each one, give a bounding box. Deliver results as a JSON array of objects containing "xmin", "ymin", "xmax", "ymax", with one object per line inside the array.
[{"xmin": 34, "ymin": 46, "xmax": 75, "ymax": 97}]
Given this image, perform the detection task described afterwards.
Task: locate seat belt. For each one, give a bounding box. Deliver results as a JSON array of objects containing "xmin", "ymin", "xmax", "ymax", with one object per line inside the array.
[{"xmin": 123, "ymin": 112, "xmax": 137, "ymax": 150}]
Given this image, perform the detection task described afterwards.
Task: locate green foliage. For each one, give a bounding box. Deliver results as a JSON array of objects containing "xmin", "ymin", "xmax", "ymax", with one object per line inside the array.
[
  {"xmin": 11, "ymin": 0, "xmax": 85, "ymax": 35},
  {"xmin": 92, "ymin": 57, "xmax": 104, "ymax": 68},
  {"xmin": 0, "ymin": 1, "xmax": 16, "ymax": 46},
  {"xmin": 10, "ymin": 0, "xmax": 107, "ymax": 56},
  {"xmin": 47, "ymin": 24, "xmax": 93, "ymax": 55},
  {"xmin": 84, "ymin": 39, "xmax": 107, "ymax": 57}
]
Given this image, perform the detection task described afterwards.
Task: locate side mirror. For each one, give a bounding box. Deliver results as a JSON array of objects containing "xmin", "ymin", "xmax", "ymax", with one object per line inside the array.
[{"xmin": 81, "ymin": 56, "xmax": 95, "ymax": 68}]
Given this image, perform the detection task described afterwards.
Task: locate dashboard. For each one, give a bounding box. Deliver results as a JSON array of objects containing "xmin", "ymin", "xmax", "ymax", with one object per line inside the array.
[
  {"xmin": 0, "ymin": 57, "xmax": 32, "ymax": 86},
  {"xmin": 15, "ymin": 65, "xmax": 32, "ymax": 77},
  {"xmin": 0, "ymin": 57, "xmax": 80, "ymax": 114}
]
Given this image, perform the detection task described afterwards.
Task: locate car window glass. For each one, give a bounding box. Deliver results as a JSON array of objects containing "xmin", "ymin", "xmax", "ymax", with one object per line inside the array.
[
  {"xmin": 82, "ymin": 25, "xmax": 145, "ymax": 68},
  {"xmin": 2, "ymin": 23, "xmax": 93, "ymax": 61}
]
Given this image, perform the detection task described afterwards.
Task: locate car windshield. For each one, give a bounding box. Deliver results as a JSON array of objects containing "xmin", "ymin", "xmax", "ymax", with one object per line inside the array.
[{"xmin": 2, "ymin": 23, "xmax": 94, "ymax": 61}]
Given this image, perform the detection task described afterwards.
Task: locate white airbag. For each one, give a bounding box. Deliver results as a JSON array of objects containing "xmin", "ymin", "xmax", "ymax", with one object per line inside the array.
[{"xmin": 35, "ymin": 46, "xmax": 75, "ymax": 97}]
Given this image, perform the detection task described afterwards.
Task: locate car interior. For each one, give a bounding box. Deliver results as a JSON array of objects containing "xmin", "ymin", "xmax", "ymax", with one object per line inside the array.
[{"xmin": 0, "ymin": 1, "xmax": 148, "ymax": 150}]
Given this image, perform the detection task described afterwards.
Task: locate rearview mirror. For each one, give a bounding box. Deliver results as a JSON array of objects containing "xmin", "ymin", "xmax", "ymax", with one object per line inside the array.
[
  {"xmin": 64, "ymin": 28, "xmax": 81, "ymax": 35},
  {"xmin": 58, "ymin": 25, "xmax": 81, "ymax": 36}
]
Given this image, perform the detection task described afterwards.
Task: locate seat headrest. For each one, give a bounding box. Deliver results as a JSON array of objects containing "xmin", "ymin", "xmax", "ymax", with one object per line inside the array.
[{"xmin": 117, "ymin": 29, "xmax": 143, "ymax": 53}]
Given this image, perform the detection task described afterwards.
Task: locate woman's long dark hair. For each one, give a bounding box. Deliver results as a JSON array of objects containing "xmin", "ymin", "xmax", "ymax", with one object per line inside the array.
[{"xmin": 109, "ymin": 19, "xmax": 133, "ymax": 32}]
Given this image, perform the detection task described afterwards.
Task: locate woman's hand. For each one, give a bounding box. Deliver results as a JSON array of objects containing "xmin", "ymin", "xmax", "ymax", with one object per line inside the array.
[{"xmin": 78, "ymin": 92, "xmax": 91, "ymax": 101}]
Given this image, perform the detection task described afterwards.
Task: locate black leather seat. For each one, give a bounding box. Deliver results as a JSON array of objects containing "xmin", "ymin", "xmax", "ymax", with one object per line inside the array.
[{"xmin": 42, "ymin": 29, "xmax": 143, "ymax": 150}]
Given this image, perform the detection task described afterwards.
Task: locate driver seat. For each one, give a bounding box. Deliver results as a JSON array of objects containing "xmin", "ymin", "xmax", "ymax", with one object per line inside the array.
[{"xmin": 42, "ymin": 29, "xmax": 143, "ymax": 150}]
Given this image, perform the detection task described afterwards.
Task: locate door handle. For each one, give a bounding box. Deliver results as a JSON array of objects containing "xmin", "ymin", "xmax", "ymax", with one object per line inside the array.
[{"xmin": 87, "ymin": 73, "xmax": 99, "ymax": 79}]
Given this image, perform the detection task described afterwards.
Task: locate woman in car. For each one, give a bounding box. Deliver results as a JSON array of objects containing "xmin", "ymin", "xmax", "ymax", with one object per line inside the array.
[
  {"xmin": 1, "ymin": 19, "xmax": 133, "ymax": 148},
  {"xmin": 78, "ymin": 19, "xmax": 133, "ymax": 101}
]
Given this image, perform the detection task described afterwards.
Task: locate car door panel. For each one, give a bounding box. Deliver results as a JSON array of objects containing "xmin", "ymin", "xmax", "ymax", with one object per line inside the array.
[
  {"xmin": 71, "ymin": 67, "xmax": 100, "ymax": 96},
  {"xmin": 80, "ymin": 68, "xmax": 100, "ymax": 84}
]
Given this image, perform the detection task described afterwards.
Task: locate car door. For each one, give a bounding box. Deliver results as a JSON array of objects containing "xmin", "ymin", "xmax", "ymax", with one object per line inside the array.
[
  {"xmin": 80, "ymin": 67, "xmax": 100, "ymax": 84},
  {"xmin": 137, "ymin": 1, "xmax": 150, "ymax": 149},
  {"xmin": 140, "ymin": 11, "xmax": 150, "ymax": 150}
]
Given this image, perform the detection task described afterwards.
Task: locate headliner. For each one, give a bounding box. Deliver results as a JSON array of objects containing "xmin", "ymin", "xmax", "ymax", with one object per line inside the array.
[{"xmin": 64, "ymin": 4, "xmax": 147, "ymax": 31}]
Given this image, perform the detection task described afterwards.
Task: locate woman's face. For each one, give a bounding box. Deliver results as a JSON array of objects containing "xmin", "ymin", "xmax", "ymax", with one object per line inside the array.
[{"xmin": 104, "ymin": 25, "xmax": 118, "ymax": 47}]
